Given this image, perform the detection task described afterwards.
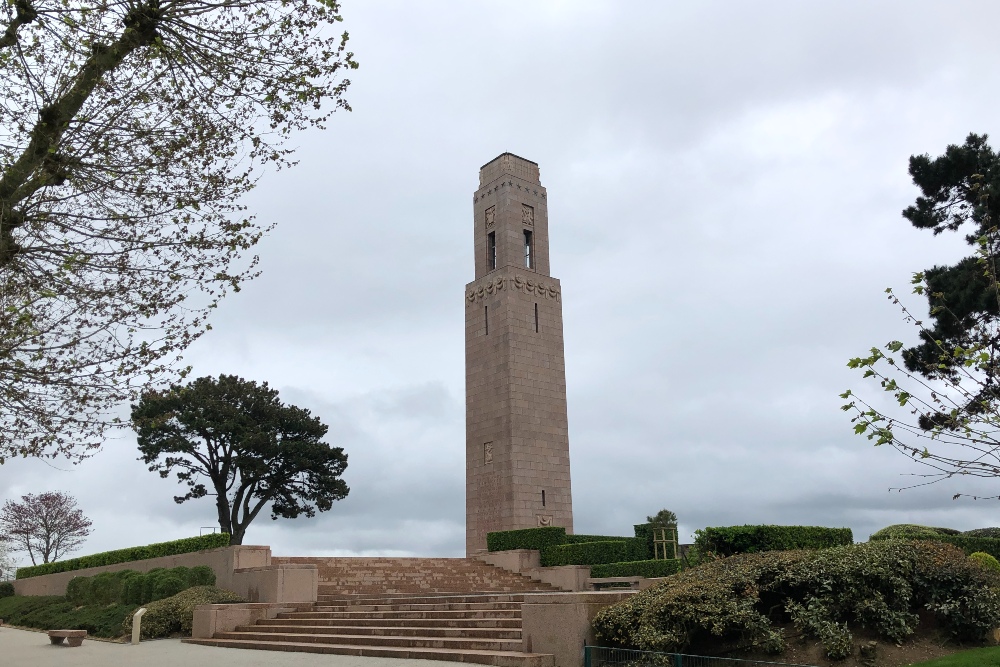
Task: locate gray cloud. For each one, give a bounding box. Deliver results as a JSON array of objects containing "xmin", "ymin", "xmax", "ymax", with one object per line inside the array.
[{"xmin": 4, "ymin": 0, "xmax": 1000, "ymax": 563}]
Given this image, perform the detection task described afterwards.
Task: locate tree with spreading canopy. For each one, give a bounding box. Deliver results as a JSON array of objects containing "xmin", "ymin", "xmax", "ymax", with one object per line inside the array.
[
  {"xmin": 0, "ymin": 0, "xmax": 357, "ymax": 463},
  {"xmin": 0, "ymin": 491, "xmax": 93, "ymax": 564},
  {"xmin": 131, "ymin": 374, "xmax": 349, "ymax": 545},
  {"xmin": 842, "ymin": 133, "xmax": 1000, "ymax": 496}
]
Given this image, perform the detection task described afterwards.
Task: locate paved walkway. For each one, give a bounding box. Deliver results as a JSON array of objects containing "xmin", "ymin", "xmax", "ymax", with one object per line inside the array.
[{"xmin": 0, "ymin": 626, "xmax": 458, "ymax": 667}]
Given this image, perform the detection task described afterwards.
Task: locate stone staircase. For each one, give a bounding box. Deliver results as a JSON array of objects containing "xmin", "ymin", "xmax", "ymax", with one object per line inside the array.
[{"xmin": 185, "ymin": 557, "xmax": 563, "ymax": 666}]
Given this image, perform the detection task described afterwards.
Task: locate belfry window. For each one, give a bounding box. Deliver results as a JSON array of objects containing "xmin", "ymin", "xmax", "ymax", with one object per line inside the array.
[
  {"xmin": 487, "ymin": 232, "xmax": 497, "ymax": 270},
  {"xmin": 524, "ymin": 230, "xmax": 533, "ymax": 269}
]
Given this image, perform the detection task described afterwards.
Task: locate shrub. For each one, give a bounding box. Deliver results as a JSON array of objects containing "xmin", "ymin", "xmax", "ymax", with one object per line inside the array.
[
  {"xmin": 591, "ymin": 559, "xmax": 681, "ymax": 578},
  {"xmin": 563, "ymin": 534, "xmax": 630, "ymax": 544},
  {"xmin": 592, "ymin": 540, "xmax": 1000, "ymax": 656},
  {"xmin": 66, "ymin": 566, "xmax": 215, "ymax": 606},
  {"xmin": 16, "ymin": 533, "xmax": 230, "ymax": 579},
  {"xmin": 969, "ymin": 552, "xmax": 1000, "ymax": 573},
  {"xmin": 486, "ymin": 527, "xmax": 567, "ymax": 552},
  {"xmin": 694, "ymin": 525, "xmax": 853, "ymax": 556},
  {"xmin": 0, "ymin": 594, "xmax": 133, "ymax": 637},
  {"xmin": 65, "ymin": 575, "xmax": 91, "ymax": 606},
  {"xmin": 0, "ymin": 581, "xmax": 14, "ymax": 598},
  {"xmin": 869, "ymin": 524, "xmax": 959, "ymax": 541},
  {"xmin": 122, "ymin": 585, "xmax": 245, "ymax": 639},
  {"xmin": 541, "ymin": 539, "xmax": 647, "ymax": 567},
  {"xmin": 964, "ymin": 527, "xmax": 1000, "ymax": 539}
]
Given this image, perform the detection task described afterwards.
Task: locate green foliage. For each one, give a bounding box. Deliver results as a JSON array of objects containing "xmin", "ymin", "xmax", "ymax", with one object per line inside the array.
[
  {"xmin": 869, "ymin": 524, "xmax": 1000, "ymax": 561},
  {"xmin": 647, "ymin": 509, "xmax": 678, "ymax": 526},
  {"xmin": 0, "ymin": 581, "xmax": 14, "ymax": 598},
  {"xmin": 0, "ymin": 595, "xmax": 134, "ymax": 638},
  {"xmin": 563, "ymin": 534, "xmax": 630, "ymax": 544},
  {"xmin": 634, "ymin": 524, "xmax": 655, "ymax": 561},
  {"xmin": 593, "ymin": 540, "xmax": 1000, "ymax": 655},
  {"xmin": 590, "ymin": 559, "xmax": 681, "ymax": 578},
  {"xmin": 541, "ymin": 539, "xmax": 647, "ymax": 567},
  {"xmin": 121, "ymin": 586, "xmax": 245, "ymax": 639},
  {"xmin": 693, "ymin": 525, "xmax": 852, "ymax": 556},
  {"xmin": 870, "ymin": 524, "xmax": 960, "ymax": 541},
  {"xmin": 486, "ymin": 527, "xmax": 567, "ymax": 552},
  {"xmin": 16, "ymin": 533, "xmax": 229, "ymax": 579},
  {"xmin": 65, "ymin": 566, "xmax": 215, "ymax": 606},
  {"xmin": 132, "ymin": 375, "xmax": 349, "ymax": 545},
  {"xmin": 969, "ymin": 552, "xmax": 1000, "ymax": 573},
  {"xmin": 964, "ymin": 527, "xmax": 1000, "ymax": 539}
]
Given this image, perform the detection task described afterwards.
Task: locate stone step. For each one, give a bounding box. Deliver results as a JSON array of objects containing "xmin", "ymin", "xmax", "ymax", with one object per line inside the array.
[
  {"xmin": 319, "ymin": 593, "xmax": 531, "ymax": 605},
  {"xmin": 243, "ymin": 623, "xmax": 522, "ymax": 640},
  {"xmin": 265, "ymin": 617, "xmax": 523, "ymax": 629},
  {"xmin": 280, "ymin": 609, "xmax": 520, "ymax": 620},
  {"xmin": 313, "ymin": 601, "xmax": 522, "ymax": 612},
  {"xmin": 183, "ymin": 638, "xmax": 555, "ymax": 667},
  {"xmin": 214, "ymin": 630, "xmax": 523, "ymax": 652}
]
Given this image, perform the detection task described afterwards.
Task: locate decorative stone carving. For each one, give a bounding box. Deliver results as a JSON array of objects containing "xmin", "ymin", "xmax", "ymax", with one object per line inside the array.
[
  {"xmin": 467, "ymin": 276, "xmax": 506, "ymax": 304},
  {"xmin": 511, "ymin": 274, "xmax": 560, "ymax": 300},
  {"xmin": 485, "ymin": 206, "xmax": 495, "ymax": 229},
  {"xmin": 484, "ymin": 442, "xmax": 493, "ymax": 464},
  {"xmin": 536, "ymin": 514, "xmax": 553, "ymax": 527},
  {"xmin": 522, "ymin": 204, "xmax": 534, "ymax": 226}
]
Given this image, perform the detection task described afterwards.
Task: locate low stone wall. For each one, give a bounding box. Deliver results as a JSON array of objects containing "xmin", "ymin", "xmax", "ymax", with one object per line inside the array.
[
  {"xmin": 231, "ymin": 564, "xmax": 317, "ymax": 603},
  {"xmin": 475, "ymin": 549, "xmax": 591, "ymax": 591},
  {"xmin": 522, "ymin": 591, "xmax": 635, "ymax": 667},
  {"xmin": 12, "ymin": 545, "xmax": 271, "ymax": 597},
  {"xmin": 191, "ymin": 601, "xmax": 314, "ymax": 639}
]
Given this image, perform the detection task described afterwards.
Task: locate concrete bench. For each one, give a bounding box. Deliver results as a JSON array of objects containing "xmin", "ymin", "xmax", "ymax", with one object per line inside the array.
[{"xmin": 48, "ymin": 630, "xmax": 87, "ymax": 647}]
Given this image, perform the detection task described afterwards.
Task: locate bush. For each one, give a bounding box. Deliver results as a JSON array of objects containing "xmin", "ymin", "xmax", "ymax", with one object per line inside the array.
[
  {"xmin": 16, "ymin": 533, "xmax": 230, "ymax": 579},
  {"xmin": 964, "ymin": 527, "xmax": 1000, "ymax": 539},
  {"xmin": 591, "ymin": 559, "xmax": 681, "ymax": 578},
  {"xmin": 869, "ymin": 524, "xmax": 959, "ymax": 541},
  {"xmin": 122, "ymin": 585, "xmax": 244, "ymax": 639},
  {"xmin": 541, "ymin": 539, "xmax": 648, "ymax": 567},
  {"xmin": 0, "ymin": 594, "xmax": 134, "ymax": 638},
  {"xmin": 66, "ymin": 566, "xmax": 216, "ymax": 606},
  {"xmin": 969, "ymin": 552, "xmax": 1000, "ymax": 573},
  {"xmin": 0, "ymin": 581, "xmax": 14, "ymax": 598},
  {"xmin": 592, "ymin": 540, "xmax": 1000, "ymax": 656},
  {"xmin": 694, "ymin": 525, "xmax": 853, "ymax": 556},
  {"xmin": 563, "ymin": 534, "xmax": 630, "ymax": 544},
  {"xmin": 486, "ymin": 527, "xmax": 567, "ymax": 552}
]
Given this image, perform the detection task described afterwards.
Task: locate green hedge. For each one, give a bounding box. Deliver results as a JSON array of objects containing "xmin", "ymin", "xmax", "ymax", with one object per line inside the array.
[
  {"xmin": 486, "ymin": 527, "xmax": 567, "ymax": 552},
  {"xmin": 541, "ymin": 539, "xmax": 648, "ymax": 567},
  {"xmin": 564, "ymin": 534, "xmax": 630, "ymax": 544},
  {"xmin": 16, "ymin": 534, "xmax": 230, "ymax": 579},
  {"xmin": 694, "ymin": 525, "xmax": 853, "ymax": 556},
  {"xmin": 65, "ymin": 566, "xmax": 215, "ymax": 606},
  {"xmin": 0, "ymin": 595, "xmax": 134, "ymax": 638},
  {"xmin": 869, "ymin": 524, "xmax": 960, "ymax": 541},
  {"xmin": 591, "ymin": 559, "xmax": 681, "ymax": 578}
]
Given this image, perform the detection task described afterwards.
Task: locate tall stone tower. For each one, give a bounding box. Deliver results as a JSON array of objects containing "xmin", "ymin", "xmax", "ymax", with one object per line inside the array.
[{"xmin": 465, "ymin": 153, "xmax": 574, "ymax": 555}]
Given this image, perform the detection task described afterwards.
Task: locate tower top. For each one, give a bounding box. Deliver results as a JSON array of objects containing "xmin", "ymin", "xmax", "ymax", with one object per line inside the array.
[{"xmin": 479, "ymin": 152, "xmax": 540, "ymax": 187}]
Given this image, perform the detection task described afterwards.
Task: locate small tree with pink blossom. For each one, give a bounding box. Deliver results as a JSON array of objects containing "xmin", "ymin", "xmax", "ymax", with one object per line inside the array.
[{"xmin": 0, "ymin": 492, "xmax": 92, "ymax": 565}]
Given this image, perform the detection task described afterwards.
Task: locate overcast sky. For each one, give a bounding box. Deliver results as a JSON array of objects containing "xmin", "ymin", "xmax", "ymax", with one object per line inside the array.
[{"xmin": 5, "ymin": 0, "xmax": 1000, "ymax": 564}]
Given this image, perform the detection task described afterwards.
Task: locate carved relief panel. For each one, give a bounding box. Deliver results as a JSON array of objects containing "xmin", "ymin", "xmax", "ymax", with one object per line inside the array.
[{"xmin": 521, "ymin": 204, "xmax": 534, "ymax": 226}]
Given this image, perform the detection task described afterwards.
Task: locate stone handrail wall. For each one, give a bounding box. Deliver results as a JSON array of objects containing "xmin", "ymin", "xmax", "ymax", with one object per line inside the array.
[{"xmin": 12, "ymin": 545, "xmax": 271, "ymax": 597}]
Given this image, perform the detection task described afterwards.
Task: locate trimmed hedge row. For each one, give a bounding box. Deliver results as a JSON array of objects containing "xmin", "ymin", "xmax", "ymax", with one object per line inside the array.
[
  {"xmin": 16, "ymin": 533, "xmax": 231, "ymax": 579},
  {"xmin": 694, "ymin": 525, "xmax": 853, "ymax": 556},
  {"xmin": 591, "ymin": 559, "xmax": 681, "ymax": 578},
  {"xmin": 541, "ymin": 539, "xmax": 648, "ymax": 567},
  {"xmin": 486, "ymin": 527, "xmax": 567, "ymax": 552},
  {"xmin": 65, "ymin": 566, "xmax": 215, "ymax": 606},
  {"xmin": 869, "ymin": 525, "xmax": 1000, "ymax": 560},
  {"xmin": 564, "ymin": 534, "xmax": 630, "ymax": 545}
]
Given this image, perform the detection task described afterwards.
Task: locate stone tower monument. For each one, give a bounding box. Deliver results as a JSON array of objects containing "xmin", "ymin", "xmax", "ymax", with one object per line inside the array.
[{"xmin": 465, "ymin": 153, "xmax": 574, "ymax": 555}]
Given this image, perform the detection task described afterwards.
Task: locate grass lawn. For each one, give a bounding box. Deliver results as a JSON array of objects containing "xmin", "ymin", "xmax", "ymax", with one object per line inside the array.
[{"xmin": 909, "ymin": 646, "xmax": 1000, "ymax": 666}]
